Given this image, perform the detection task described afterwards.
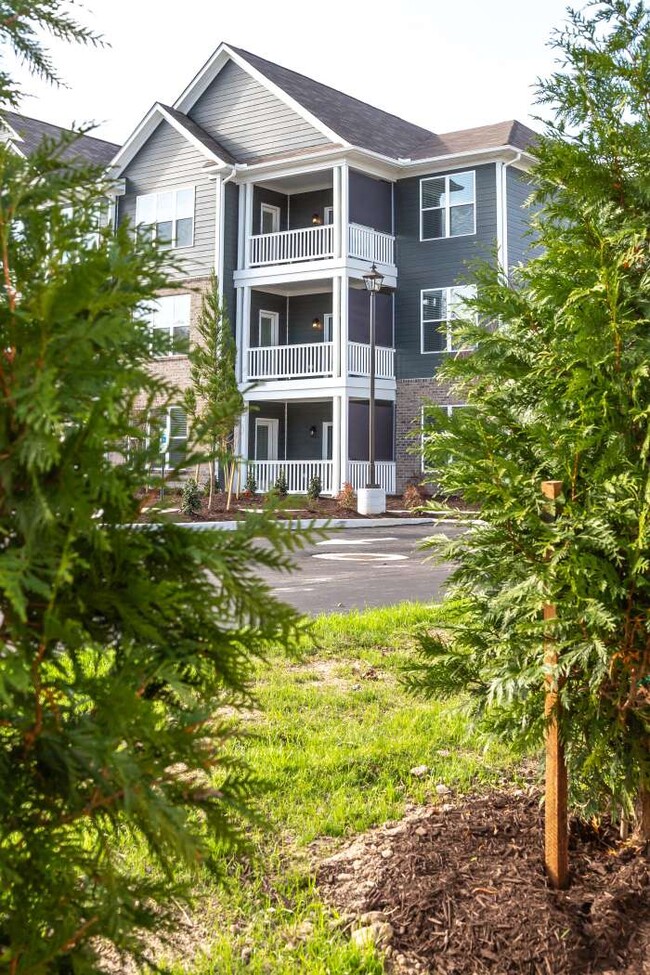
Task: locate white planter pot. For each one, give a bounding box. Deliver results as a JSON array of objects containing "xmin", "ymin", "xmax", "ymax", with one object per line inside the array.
[{"xmin": 357, "ymin": 487, "xmax": 386, "ymax": 516}]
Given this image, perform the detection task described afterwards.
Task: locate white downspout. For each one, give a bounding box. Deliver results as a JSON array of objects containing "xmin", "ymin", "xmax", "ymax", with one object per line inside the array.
[{"xmin": 500, "ymin": 151, "xmax": 522, "ymax": 281}]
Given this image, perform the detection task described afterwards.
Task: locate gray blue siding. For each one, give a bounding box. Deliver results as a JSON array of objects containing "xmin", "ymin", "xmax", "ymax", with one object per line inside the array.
[
  {"xmin": 394, "ymin": 163, "xmax": 497, "ymax": 379},
  {"xmin": 118, "ymin": 120, "xmax": 215, "ymax": 280},
  {"xmin": 189, "ymin": 60, "xmax": 331, "ymax": 164},
  {"xmin": 222, "ymin": 181, "xmax": 239, "ymax": 333},
  {"xmin": 506, "ymin": 167, "xmax": 538, "ymax": 270}
]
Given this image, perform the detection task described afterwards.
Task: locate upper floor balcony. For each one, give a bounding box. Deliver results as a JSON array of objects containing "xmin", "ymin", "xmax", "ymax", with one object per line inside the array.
[
  {"xmin": 248, "ymin": 222, "xmax": 394, "ymax": 268},
  {"xmin": 238, "ymin": 164, "xmax": 396, "ymax": 278}
]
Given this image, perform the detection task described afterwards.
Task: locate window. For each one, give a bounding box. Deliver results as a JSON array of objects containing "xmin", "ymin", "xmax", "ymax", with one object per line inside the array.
[
  {"xmin": 258, "ymin": 310, "xmax": 279, "ymax": 346},
  {"xmin": 135, "ymin": 187, "xmax": 195, "ymax": 248},
  {"xmin": 148, "ymin": 294, "xmax": 191, "ymax": 356},
  {"xmin": 255, "ymin": 418, "xmax": 279, "ymax": 461},
  {"xmin": 420, "ymin": 171, "xmax": 475, "ymax": 240},
  {"xmin": 324, "ymin": 206, "xmax": 334, "ymax": 225},
  {"xmin": 151, "ymin": 407, "xmax": 188, "ymax": 471},
  {"xmin": 421, "ymin": 404, "xmax": 467, "ymax": 472},
  {"xmin": 420, "ymin": 285, "xmax": 476, "ymax": 354},
  {"xmin": 260, "ymin": 203, "xmax": 281, "ymax": 235},
  {"xmin": 323, "ymin": 313, "xmax": 333, "ymax": 342}
]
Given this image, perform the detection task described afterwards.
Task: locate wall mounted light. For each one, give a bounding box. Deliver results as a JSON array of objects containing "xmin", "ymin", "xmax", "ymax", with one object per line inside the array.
[
  {"xmin": 312, "ymin": 317, "xmax": 323, "ymax": 331},
  {"xmin": 309, "ymin": 425, "xmax": 318, "ymax": 438},
  {"xmin": 311, "ymin": 212, "xmax": 322, "ymax": 226}
]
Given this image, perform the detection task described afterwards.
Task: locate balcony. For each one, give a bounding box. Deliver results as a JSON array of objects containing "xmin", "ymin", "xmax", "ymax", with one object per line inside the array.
[
  {"xmin": 246, "ymin": 460, "xmax": 396, "ymax": 496},
  {"xmin": 246, "ymin": 341, "xmax": 394, "ymax": 381},
  {"xmin": 247, "ymin": 223, "xmax": 394, "ymax": 269}
]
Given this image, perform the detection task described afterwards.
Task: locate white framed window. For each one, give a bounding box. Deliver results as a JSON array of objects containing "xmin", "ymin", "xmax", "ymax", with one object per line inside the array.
[
  {"xmin": 148, "ymin": 294, "xmax": 191, "ymax": 356},
  {"xmin": 255, "ymin": 418, "xmax": 279, "ymax": 461},
  {"xmin": 420, "ymin": 171, "xmax": 475, "ymax": 240},
  {"xmin": 258, "ymin": 310, "xmax": 280, "ymax": 346},
  {"xmin": 322, "ymin": 421, "xmax": 334, "ymax": 460},
  {"xmin": 151, "ymin": 406, "xmax": 188, "ymax": 471},
  {"xmin": 135, "ymin": 187, "xmax": 195, "ymax": 248},
  {"xmin": 323, "ymin": 313, "xmax": 333, "ymax": 342},
  {"xmin": 421, "ymin": 403, "xmax": 467, "ymax": 472},
  {"xmin": 324, "ymin": 206, "xmax": 334, "ymax": 225},
  {"xmin": 260, "ymin": 203, "xmax": 281, "ymax": 235},
  {"xmin": 420, "ymin": 285, "xmax": 476, "ymax": 354}
]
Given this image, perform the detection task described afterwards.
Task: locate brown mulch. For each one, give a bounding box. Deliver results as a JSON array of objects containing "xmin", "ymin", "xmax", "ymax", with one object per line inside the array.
[
  {"xmin": 317, "ymin": 791, "xmax": 650, "ymax": 974},
  {"xmin": 147, "ymin": 492, "xmax": 475, "ymax": 522}
]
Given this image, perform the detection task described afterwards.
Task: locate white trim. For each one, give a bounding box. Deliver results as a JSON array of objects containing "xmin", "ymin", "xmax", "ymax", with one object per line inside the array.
[
  {"xmin": 495, "ymin": 161, "xmax": 505, "ymax": 273},
  {"xmin": 255, "ymin": 417, "xmax": 279, "ymax": 461},
  {"xmin": 323, "ymin": 313, "xmax": 333, "ymax": 343},
  {"xmin": 135, "ymin": 185, "xmax": 196, "ymax": 249},
  {"xmin": 109, "ymin": 103, "xmax": 231, "ymax": 177},
  {"xmin": 322, "ymin": 421, "xmax": 334, "ymax": 461},
  {"xmin": 324, "ymin": 205, "xmax": 334, "ymax": 225},
  {"xmin": 420, "ymin": 285, "xmax": 476, "ymax": 355},
  {"xmin": 258, "ymin": 309, "xmax": 280, "ymax": 346},
  {"xmin": 260, "ymin": 202, "xmax": 281, "ymax": 234},
  {"xmin": 419, "ymin": 170, "xmax": 476, "ymax": 242},
  {"xmin": 173, "ymin": 44, "xmax": 349, "ymax": 149}
]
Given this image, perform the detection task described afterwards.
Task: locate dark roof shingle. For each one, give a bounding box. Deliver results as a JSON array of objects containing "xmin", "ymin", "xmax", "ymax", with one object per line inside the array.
[
  {"xmin": 409, "ymin": 119, "xmax": 538, "ymax": 160},
  {"xmin": 1, "ymin": 110, "xmax": 119, "ymax": 167}
]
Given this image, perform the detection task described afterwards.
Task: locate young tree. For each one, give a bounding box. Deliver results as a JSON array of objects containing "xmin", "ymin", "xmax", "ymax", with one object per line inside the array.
[
  {"xmin": 184, "ymin": 272, "xmax": 244, "ymax": 511},
  {"xmin": 0, "ymin": 3, "xmax": 306, "ymax": 969},
  {"xmin": 412, "ymin": 0, "xmax": 650, "ymax": 831}
]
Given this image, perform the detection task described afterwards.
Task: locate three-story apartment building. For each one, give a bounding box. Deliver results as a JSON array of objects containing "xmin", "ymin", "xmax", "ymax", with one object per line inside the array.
[{"xmin": 5, "ymin": 45, "xmax": 537, "ymax": 495}]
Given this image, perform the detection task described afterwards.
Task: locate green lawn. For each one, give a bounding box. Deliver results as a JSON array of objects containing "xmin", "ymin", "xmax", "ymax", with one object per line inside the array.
[{"xmin": 144, "ymin": 603, "xmax": 521, "ymax": 974}]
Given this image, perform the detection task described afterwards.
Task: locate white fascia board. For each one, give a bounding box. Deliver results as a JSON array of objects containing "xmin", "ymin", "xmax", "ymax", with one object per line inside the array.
[
  {"xmin": 109, "ymin": 103, "xmax": 230, "ymax": 179},
  {"xmin": 173, "ymin": 43, "xmax": 350, "ymax": 151},
  {"xmin": 397, "ymin": 146, "xmax": 536, "ymax": 176}
]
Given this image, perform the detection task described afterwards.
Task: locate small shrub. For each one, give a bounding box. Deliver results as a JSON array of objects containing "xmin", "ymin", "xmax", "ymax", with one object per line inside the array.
[
  {"xmin": 336, "ymin": 481, "xmax": 356, "ymax": 510},
  {"xmin": 307, "ymin": 475, "xmax": 322, "ymax": 504},
  {"xmin": 274, "ymin": 471, "xmax": 288, "ymax": 497},
  {"xmin": 245, "ymin": 469, "xmax": 257, "ymax": 495},
  {"xmin": 180, "ymin": 477, "xmax": 202, "ymax": 517},
  {"xmin": 403, "ymin": 482, "xmax": 423, "ymax": 511}
]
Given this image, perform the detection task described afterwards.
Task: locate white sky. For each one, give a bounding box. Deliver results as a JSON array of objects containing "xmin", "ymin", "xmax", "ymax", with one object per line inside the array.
[{"xmin": 8, "ymin": 0, "xmax": 573, "ymax": 146}]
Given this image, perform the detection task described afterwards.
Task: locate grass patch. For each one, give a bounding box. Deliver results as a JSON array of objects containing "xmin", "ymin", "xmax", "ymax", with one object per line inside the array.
[{"xmin": 138, "ymin": 602, "xmax": 523, "ymax": 974}]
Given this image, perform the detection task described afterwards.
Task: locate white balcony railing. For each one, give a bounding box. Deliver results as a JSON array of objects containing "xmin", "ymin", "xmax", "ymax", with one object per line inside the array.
[
  {"xmin": 348, "ymin": 223, "xmax": 395, "ymax": 265},
  {"xmin": 347, "ymin": 342, "xmax": 395, "ymax": 379},
  {"xmin": 247, "ymin": 342, "xmax": 334, "ymax": 380},
  {"xmin": 347, "ymin": 461, "xmax": 396, "ymax": 495},
  {"xmin": 249, "ymin": 224, "xmax": 334, "ymax": 267},
  {"xmin": 249, "ymin": 460, "xmax": 333, "ymax": 495}
]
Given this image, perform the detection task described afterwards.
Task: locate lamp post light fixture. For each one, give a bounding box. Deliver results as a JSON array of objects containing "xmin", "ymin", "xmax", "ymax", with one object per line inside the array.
[{"xmin": 357, "ymin": 263, "xmax": 387, "ymax": 515}]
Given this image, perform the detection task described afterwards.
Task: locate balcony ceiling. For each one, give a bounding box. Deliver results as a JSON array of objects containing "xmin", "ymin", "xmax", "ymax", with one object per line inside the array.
[
  {"xmin": 253, "ymin": 281, "xmax": 332, "ymax": 296},
  {"xmin": 257, "ymin": 170, "xmax": 332, "ymax": 196}
]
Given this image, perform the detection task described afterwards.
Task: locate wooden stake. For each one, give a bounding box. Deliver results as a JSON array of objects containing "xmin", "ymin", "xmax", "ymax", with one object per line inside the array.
[{"xmin": 541, "ymin": 480, "xmax": 569, "ymax": 890}]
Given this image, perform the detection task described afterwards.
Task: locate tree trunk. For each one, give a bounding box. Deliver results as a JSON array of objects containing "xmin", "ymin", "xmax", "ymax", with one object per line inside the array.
[
  {"xmin": 208, "ymin": 459, "xmax": 215, "ymax": 512},
  {"xmin": 225, "ymin": 460, "xmax": 235, "ymax": 511},
  {"xmin": 636, "ymin": 787, "xmax": 650, "ymax": 841}
]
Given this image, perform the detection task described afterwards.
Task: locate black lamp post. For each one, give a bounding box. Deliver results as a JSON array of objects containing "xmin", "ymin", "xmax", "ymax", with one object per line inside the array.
[{"xmin": 363, "ymin": 263, "xmax": 384, "ymax": 488}]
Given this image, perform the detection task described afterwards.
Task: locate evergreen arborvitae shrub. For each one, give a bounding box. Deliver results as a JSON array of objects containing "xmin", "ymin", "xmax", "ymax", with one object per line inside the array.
[
  {"xmin": 0, "ymin": 7, "xmax": 308, "ymax": 965},
  {"xmin": 245, "ymin": 469, "xmax": 257, "ymax": 495},
  {"xmin": 410, "ymin": 0, "xmax": 650, "ymax": 829},
  {"xmin": 180, "ymin": 477, "xmax": 203, "ymax": 517},
  {"xmin": 274, "ymin": 471, "xmax": 288, "ymax": 497},
  {"xmin": 307, "ymin": 475, "xmax": 322, "ymax": 503}
]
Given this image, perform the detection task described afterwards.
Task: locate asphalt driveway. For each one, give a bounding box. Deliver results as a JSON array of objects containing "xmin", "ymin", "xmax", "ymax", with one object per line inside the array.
[{"xmin": 260, "ymin": 522, "xmax": 463, "ymax": 615}]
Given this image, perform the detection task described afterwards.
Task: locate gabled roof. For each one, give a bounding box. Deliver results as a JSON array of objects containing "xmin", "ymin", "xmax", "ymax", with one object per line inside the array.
[
  {"xmin": 1, "ymin": 109, "xmax": 119, "ymax": 166},
  {"xmin": 229, "ymin": 46, "xmax": 435, "ymax": 159},
  {"xmin": 409, "ymin": 119, "xmax": 539, "ymax": 161},
  {"xmin": 158, "ymin": 105, "xmax": 236, "ymax": 164}
]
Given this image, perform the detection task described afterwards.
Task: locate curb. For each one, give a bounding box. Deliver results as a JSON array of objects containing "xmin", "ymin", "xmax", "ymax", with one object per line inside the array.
[{"xmin": 163, "ymin": 515, "xmax": 479, "ymax": 532}]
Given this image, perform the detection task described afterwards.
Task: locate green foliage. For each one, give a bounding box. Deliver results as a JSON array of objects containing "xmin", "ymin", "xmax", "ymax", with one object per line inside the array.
[
  {"xmin": 245, "ymin": 469, "xmax": 257, "ymax": 495},
  {"xmin": 307, "ymin": 475, "xmax": 322, "ymax": 503},
  {"xmin": 183, "ymin": 271, "xmax": 243, "ymax": 508},
  {"xmin": 0, "ymin": 6, "xmax": 309, "ymax": 968},
  {"xmin": 411, "ymin": 0, "xmax": 650, "ymax": 819},
  {"xmin": 180, "ymin": 477, "xmax": 203, "ymax": 517},
  {"xmin": 274, "ymin": 470, "xmax": 288, "ymax": 497}
]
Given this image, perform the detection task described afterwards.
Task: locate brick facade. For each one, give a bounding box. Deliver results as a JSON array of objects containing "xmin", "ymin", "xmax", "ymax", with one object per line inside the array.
[{"xmin": 395, "ymin": 376, "xmax": 466, "ymax": 492}]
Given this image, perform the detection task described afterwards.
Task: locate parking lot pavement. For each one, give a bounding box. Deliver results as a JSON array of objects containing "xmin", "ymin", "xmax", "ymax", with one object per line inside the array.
[{"xmin": 260, "ymin": 522, "xmax": 464, "ymax": 616}]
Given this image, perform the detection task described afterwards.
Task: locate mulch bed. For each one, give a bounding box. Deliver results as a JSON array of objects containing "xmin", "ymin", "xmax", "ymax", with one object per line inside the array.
[
  {"xmin": 147, "ymin": 493, "xmax": 475, "ymax": 523},
  {"xmin": 317, "ymin": 791, "xmax": 650, "ymax": 974}
]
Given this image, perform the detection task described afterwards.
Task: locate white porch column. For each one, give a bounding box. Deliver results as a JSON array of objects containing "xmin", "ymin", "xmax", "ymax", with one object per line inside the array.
[
  {"xmin": 241, "ymin": 286, "xmax": 252, "ymax": 383},
  {"xmin": 235, "ymin": 286, "xmax": 244, "ymax": 383},
  {"xmin": 243, "ymin": 182, "xmax": 254, "ymax": 269},
  {"xmin": 332, "ymin": 274, "xmax": 342, "ymax": 379},
  {"xmin": 340, "ymin": 271, "xmax": 349, "ymax": 381},
  {"xmin": 340, "ymin": 162, "xmax": 349, "ymax": 262},
  {"xmin": 238, "ymin": 406, "xmax": 250, "ymax": 490},
  {"xmin": 333, "ymin": 164, "xmax": 343, "ymax": 259},
  {"xmin": 332, "ymin": 395, "xmax": 341, "ymax": 494},
  {"xmin": 340, "ymin": 391, "xmax": 349, "ymax": 489}
]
